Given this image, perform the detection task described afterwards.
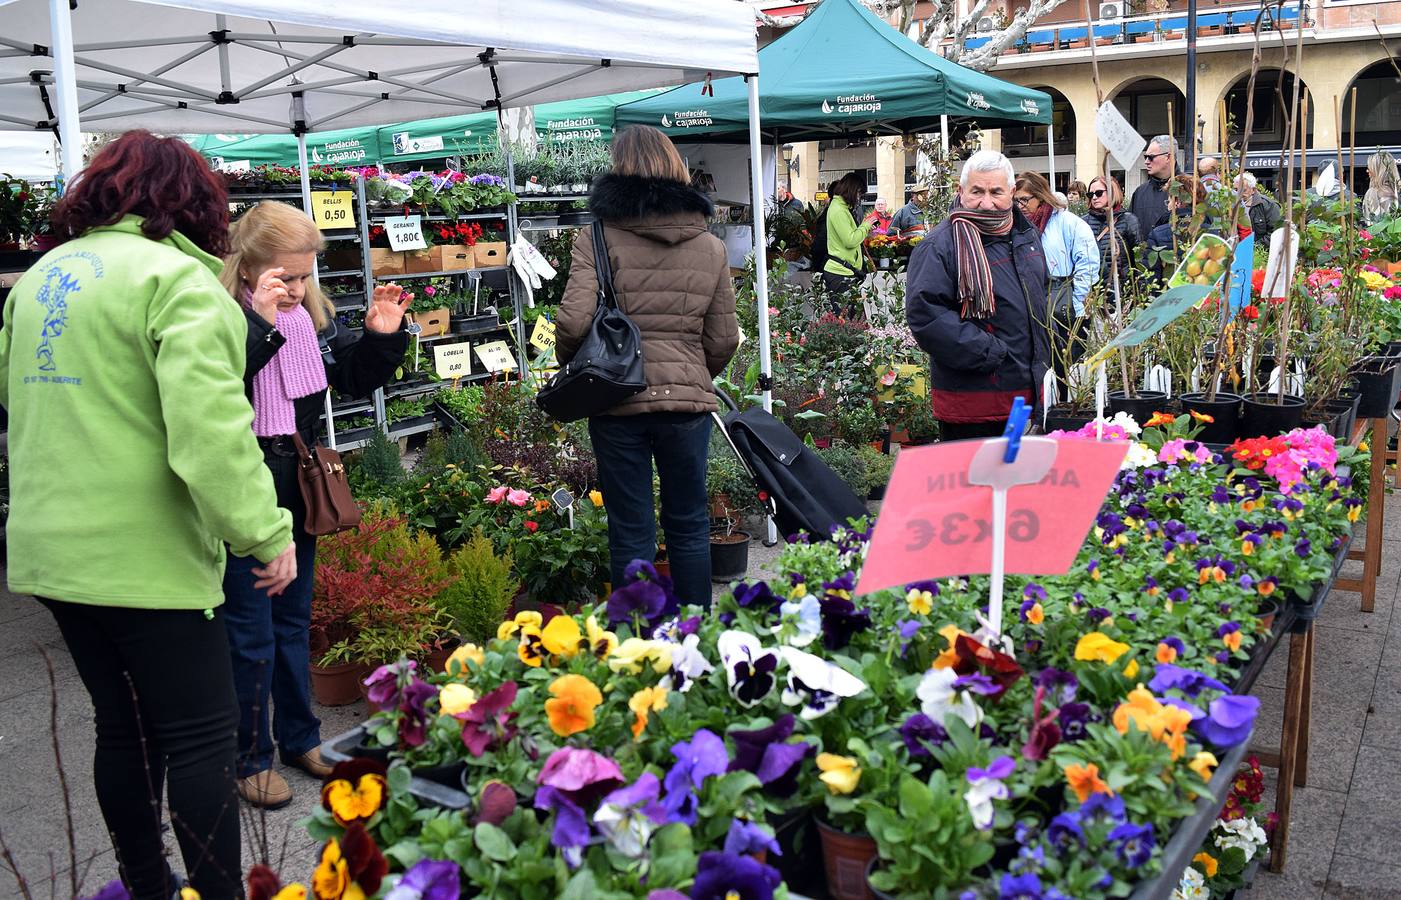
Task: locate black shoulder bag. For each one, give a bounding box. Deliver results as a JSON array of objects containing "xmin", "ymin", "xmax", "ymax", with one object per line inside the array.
[{"xmin": 535, "ymin": 222, "xmax": 647, "ymax": 422}]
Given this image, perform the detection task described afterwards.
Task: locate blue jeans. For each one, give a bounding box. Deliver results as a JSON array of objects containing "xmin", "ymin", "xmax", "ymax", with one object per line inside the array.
[
  {"xmin": 222, "ymin": 450, "xmax": 320, "ymax": 777},
  {"xmin": 589, "ymin": 412, "xmax": 713, "ymax": 607}
]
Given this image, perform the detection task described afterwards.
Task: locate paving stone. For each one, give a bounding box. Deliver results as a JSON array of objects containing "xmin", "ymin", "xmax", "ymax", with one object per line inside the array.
[
  {"xmin": 1333, "ymin": 745, "xmax": 1401, "ymax": 865},
  {"xmin": 1359, "ymin": 666, "xmax": 1401, "ymax": 748},
  {"xmin": 1314, "ymin": 587, "xmax": 1395, "ymax": 635},
  {"xmin": 1241, "ymin": 782, "xmax": 1347, "ymax": 900},
  {"xmin": 1323, "ymin": 852, "xmax": 1401, "ymax": 899}
]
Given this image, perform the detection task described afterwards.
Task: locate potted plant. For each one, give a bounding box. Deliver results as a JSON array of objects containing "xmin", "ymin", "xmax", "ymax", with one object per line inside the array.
[{"xmin": 710, "ymin": 514, "xmax": 751, "ymax": 583}]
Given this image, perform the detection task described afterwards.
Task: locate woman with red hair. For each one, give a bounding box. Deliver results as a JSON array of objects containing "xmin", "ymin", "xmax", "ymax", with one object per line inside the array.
[{"xmin": 0, "ymin": 131, "xmax": 293, "ymax": 900}]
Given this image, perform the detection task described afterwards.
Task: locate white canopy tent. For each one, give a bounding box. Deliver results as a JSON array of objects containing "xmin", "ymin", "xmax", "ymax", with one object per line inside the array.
[{"xmin": 0, "ymin": 0, "xmax": 776, "ymax": 418}]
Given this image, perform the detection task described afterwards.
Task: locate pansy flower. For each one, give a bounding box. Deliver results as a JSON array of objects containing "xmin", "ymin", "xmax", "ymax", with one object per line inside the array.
[
  {"xmin": 818, "ymin": 592, "xmax": 873, "ymax": 650},
  {"xmin": 1022, "ymin": 685, "xmax": 1062, "ymax": 761},
  {"xmin": 628, "ymin": 685, "xmax": 670, "ymax": 739},
  {"xmin": 728, "ymin": 714, "xmax": 813, "ymax": 798},
  {"xmin": 917, "ymin": 666, "xmax": 982, "ymax": 729},
  {"xmin": 964, "ymin": 756, "xmax": 1015, "ymax": 830},
  {"xmin": 816, "ymin": 753, "xmax": 861, "ymax": 795},
  {"xmin": 457, "ymin": 681, "xmax": 518, "ymax": 757},
  {"xmin": 690, "ymin": 851, "xmax": 782, "ymax": 900},
  {"xmin": 723, "ymin": 818, "xmax": 782, "ymax": 859},
  {"xmin": 1063, "ymin": 761, "xmax": 1112, "ymax": 803},
  {"xmin": 663, "ymin": 729, "xmax": 729, "ymax": 825},
  {"xmin": 593, "ymin": 773, "xmax": 666, "ymax": 859},
  {"xmin": 718, "ymin": 631, "xmax": 780, "ymax": 707},
  {"xmin": 773, "ymin": 592, "xmax": 822, "ymax": 648},
  {"xmin": 899, "ymin": 712, "xmax": 948, "ymax": 757},
  {"xmin": 585, "ymin": 615, "xmax": 618, "ymax": 659},
  {"xmin": 1194, "ymin": 694, "xmax": 1260, "ymax": 748},
  {"xmin": 950, "ymin": 634, "xmax": 1024, "ymax": 699},
  {"xmin": 779, "ymin": 646, "xmax": 867, "ymax": 719},
  {"xmin": 662, "ymin": 633, "xmax": 714, "ymax": 693},
  {"xmin": 609, "ymin": 638, "xmax": 673, "ymax": 675},
  {"xmin": 312, "ymin": 822, "xmax": 387, "ymax": 900},
  {"xmin": 320, "ymin": 758, "xmax": 388, "ymax": 827},
  {"xmin": 540, "ymin": 615, "xmax": 583, "ymax": 660},
  {"xmin": 545, "ymin": 674, "xmax": 603, "ymax": 737},
  {"xmin": 1108, "ymin": 821, "xmax": 1155, "ymax": 867}
]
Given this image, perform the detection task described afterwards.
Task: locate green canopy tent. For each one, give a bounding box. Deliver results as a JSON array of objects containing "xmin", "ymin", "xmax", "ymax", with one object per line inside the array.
[
  {"xmin": 615, "ymin": 0, "xmax": 1051, "ymax": 139},
  {"xmin": 188, "ymin": 127, "xmax": 380, "ymax": 170}
]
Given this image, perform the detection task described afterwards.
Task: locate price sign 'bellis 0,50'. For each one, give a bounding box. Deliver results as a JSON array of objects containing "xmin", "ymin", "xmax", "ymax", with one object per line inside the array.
[{"xmin": 855, "ymin": 437, "xmax": 1127, "ymax": 597}]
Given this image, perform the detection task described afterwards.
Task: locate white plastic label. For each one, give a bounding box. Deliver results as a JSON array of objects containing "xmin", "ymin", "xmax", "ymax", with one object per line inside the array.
[
  {"xmin": 434, "ymin": 343, "xmax": 471, "ymax": 379},
  {"xmin": 385, "ymin": 215, "xmax": 427, "ymax": 251}
]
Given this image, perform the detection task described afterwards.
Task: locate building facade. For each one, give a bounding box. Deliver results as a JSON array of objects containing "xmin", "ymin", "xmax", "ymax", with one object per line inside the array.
[{"xmin": 760, "ymin": 0, "xmax": 1401, "ymax": 203}]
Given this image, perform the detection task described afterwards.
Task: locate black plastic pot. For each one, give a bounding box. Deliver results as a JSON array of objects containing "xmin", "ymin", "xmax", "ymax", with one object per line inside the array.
[
  {"xmin": 1324, "ymin": 398, "xmax": 1357, "ymax": 440},
  {"xmin": 868, "ymin": 482, "xmax": 888, "ymax": 502},
  {"xmin": 1178, "ymin": 391, "xmax": 1243, "ymax": 444},
  {"xmin": 1043, "ymin": 404, "xmax": 1095, "ymax": 433},
  {"xmin": 1351, "ymin": 357, "xmax": 1401, "ymax": 418},
  {"xmin": 1107, "ymin": 390, "xmax": 1169, "ymax": 426},
  {"xmin": 412, "ymin": 760, "xmax": 467, "ymax": 789},
  {"xmin": 710, "ymin": 530, "xmax": 751, "ymax": 582},
  {"xmin": 866, "ymin": 858, "xmax": 896, "ymax": 900},
  {"xmin": 771, "ymin": 809, "xmax": 825, "ymax": 897},
  {"xmin": 1240, "ymin": 393, "xmax": 1306, "ymax": 438}
]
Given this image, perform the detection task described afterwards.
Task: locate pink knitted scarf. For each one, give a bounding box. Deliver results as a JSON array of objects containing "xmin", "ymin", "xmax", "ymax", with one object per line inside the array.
[{"xmin": 244, "ymin": 294, "xmax": 328, "ymax": 437}]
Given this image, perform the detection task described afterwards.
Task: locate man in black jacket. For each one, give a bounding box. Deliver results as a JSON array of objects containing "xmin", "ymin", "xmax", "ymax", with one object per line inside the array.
[
  {"xmin": 1235, "ymin": 172, "xmax": 1282, "ymax": 242},
  {"xmin": 1130, "ymin": 135, "xmax": 1179, "ymax": 235},
  {"xmin": 905, "ymin": 150, "xmax": 1051, "ymax": 441}
]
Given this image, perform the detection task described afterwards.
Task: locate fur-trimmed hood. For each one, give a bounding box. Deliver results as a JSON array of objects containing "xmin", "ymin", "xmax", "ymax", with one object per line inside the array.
[{"xmin": 589, "ymin": 173, "xmax": 713, "ymax": 245}]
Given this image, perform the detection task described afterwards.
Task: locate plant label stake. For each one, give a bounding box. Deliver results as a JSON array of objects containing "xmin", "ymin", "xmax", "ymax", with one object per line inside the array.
[
  {"xmin": 967, "ymin": 399, "xmax": 1056, "ymax": 640},
  {"xmin": 1094, "ymin": 363, "xmax": 1108, "ymax": 440}
]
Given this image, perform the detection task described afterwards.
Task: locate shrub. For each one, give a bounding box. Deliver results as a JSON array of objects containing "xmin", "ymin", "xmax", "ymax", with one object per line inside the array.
[
  {"xmin": 856, "ymin": 443, "xmax": 894, "ymax": 496},
  {"xmin": 815, "ymin": 442, "xmax": 869, "ymax": 498},
  {"xmin": 348, "ymin": 428, "xmax": 405, "ymax": 500},
  {"xmin": 433, "ymin": 528, "xmax": 520, "ymax": 644}
]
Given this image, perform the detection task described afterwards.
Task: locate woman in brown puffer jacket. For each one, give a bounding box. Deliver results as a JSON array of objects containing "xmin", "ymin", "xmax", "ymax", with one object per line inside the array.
[{"xmin": 556, "ymin": 125, "xmax": 739, "ymax": 606}]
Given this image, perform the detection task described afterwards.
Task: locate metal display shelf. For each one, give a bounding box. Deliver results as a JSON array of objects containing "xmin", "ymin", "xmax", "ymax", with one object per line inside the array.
[
  {"xmin": 367, "ymin": 209, "xmax": 510, "ymax": 223},
  {"xmin": 415, "ymin": 322, "xmax": 509, "ymax": 343},
  {"xmin": 322, "ymin": 231, "xmax": 362, "ymax": 242},
  {"xmin": 517, "ymin": 193, "xmax": 590, "ymax": 202},
  {"xmin": 387, "ymin": 418, "xmax": 439, "ymax": 439},
  {"xmin": 319, "ymin": 268, "xmax": 365, "ymax": 278},
  {"xmin": 375, "ymin": 265, "xmax": 508, "ymax": 281},
  {"xmin": 384, "ymin": 379, "xmax": 445, "ymax": 400}
]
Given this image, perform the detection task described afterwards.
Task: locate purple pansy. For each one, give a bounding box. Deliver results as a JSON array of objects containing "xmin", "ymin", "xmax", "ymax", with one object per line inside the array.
[
  {"xmin": 900, "ymin": 712, "xmax": 948, "ymax": 757},
  {"xmin": 1108, "ymin": 821, "xmax": 1155, "ymax": 867},
  {"xmin": 691, "ymin": 850, "xmax": 783, "ymax": 900},
  {"xmin": 1148, "ymin": 663, "xmax": 1228, "ymax": 698},
  {"xmin": 386, "ymin": 858, "xmax": 460, "ymax": 900},
  {"xmin": 729, "ymin": 715, "xmax": 813, "ymax": 798},
  {"xmin": 1194, "ymin": 694, "xmax": 1260, "ymax": 747},
  {"xmin": 723, "ymin": 818, "xmax": 782, "ymax": 858}
]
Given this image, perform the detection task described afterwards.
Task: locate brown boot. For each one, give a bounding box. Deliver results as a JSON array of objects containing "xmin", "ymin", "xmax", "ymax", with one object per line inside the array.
[
  {"xmin": 237, "ymin": 769, "xmax": 292, "ymax": 809},
  {"xmin": 285, "ymin": 747, "xmax": 333, "ymax": 779}
]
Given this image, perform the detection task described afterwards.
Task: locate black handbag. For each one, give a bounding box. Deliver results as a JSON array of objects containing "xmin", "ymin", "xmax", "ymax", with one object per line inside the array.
[{"xmin": 535, "ymin": 221, "xmax": 647, "ymax": 422}]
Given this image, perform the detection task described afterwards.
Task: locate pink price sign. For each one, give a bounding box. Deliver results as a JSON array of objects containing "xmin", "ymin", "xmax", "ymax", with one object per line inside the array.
[{"xmin": 855, "ymin": 438, "xmax": 1128, "ymax": 596}]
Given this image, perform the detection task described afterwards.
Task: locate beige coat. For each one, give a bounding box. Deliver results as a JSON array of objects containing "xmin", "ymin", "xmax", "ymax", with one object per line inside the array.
[{"xmin": 556, "ymin": 174, "xmax": 739, "ymax": 415}]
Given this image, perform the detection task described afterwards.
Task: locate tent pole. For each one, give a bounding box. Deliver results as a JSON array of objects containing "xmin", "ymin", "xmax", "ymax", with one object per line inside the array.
[
  {"xmin": 1046, "ymin": 128, "xmax": 1056, "ymax": 190},
  {"xmin": 940, "ymin": 115, "xmax": 949, "ymax": 155},
  {"xmin": 745, "ymin": 74, "xmax": 773, "ymax": 417},
  {"xmin": 746, "ymin": 74, "xmax": 778, "ymax": 548},
  {"xmin": 296, "ymin": 130, "xmax": 314, "ymax": 215},
  {"xmin": 48, "ymin": 0, "xmax": 84, "ymax": 184}
]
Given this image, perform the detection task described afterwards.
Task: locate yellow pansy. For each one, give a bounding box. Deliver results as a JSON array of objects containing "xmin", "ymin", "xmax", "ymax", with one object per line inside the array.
[
  {"xmin": 816, "ymin": 753, "xmax": 861, "ymax": 795},
  {"xmin": 1123, "ymin": 659, "xmax": 1139, "ymax": 679},
  {"xmin": 320, "ymin": 773, "xmax": 387, "ymax": 827},
  {"xmin": 1189, "ymin": 751, "xmax": 1219, "ymax": 782},
  {"xmin": 1026, "ymin": 602, "xmax": 1045, "ymax": 625},
  {"xmin": 589, "ymin": 489, "xmax": 604, "ymax": 507},
  {"xmin": 906, "ymin": 588, "xmax": 934, "ymax": 616},
  {"xmin": 517, "ymin": 625, "xmax": 546, "ymax": 667},
  {"xmin": 609, "ymin": 638, "xmax": 673, "ymax": 674},
  {"xmin": 446, "ymin": 643, "xmax": 484, "ymax": 678},
  {"xmin": 498, "ymin": 610, "xmax": 544, "ymax": 640},
  {"xmin": 1075, "ymin": 632, "xmax": 1129, "ymax": 664},
  {"xmin": 438, "ymin": 683, "xmax": 477, "ymax": 716},
  {"xmin": 629, "ymin": 685, "xmax": 670, "ymax": 739},
  {"xmin": 585, "ymin": 615, "xmax": 618, "ymax": 659},
  {"xmin": 272, "ymin": 887, "xmax": 307, "ymax": 900},
  {"xmin": 541, "ymin": 615, "xmax": 583, "ymax": 659},
  {"xmin": 932, "ymin": 624, "xmax": 967, "ymax": 669},
  {"xmin": 312, "ymin": 838, "xmax": 350, "ymax": 900}
]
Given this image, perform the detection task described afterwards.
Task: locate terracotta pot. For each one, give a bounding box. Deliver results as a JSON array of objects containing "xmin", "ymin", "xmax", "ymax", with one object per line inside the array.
[
  {"xmin": 1095, "ymin": 37, "xmax": 1115, "ymax": 45},
  {"xmin": 1257, "ymin": 598, "xmax": 1280, "ymax": 632},
  {"xmin": 1198, "ymin": 25, "xmax": 1223, "ymax": 36},
  {"xmin": 310, "ymin": 660, "xmax": 367, "ymax": 707},
  {"xmin": 1068, "ymin": 39, "xmax": 1089, "ymax": 48},
  {"xmin": 424, "ymin": 638, "xmax": 460, "ymax": 674},
  {"xmin": 1134, "ymin": 33, "xmax": 1156, "ymax": 42},
  {"xmin": 1383, "ymin": 261, "xmax": 1401, "ymax": 277},
  {"xmin": 887, "ymin": 428, "xmax": 911, "ymax": 445},
  {"xmin": 817, "ymin": 819, "xmax": 877, "ymax": 900}
]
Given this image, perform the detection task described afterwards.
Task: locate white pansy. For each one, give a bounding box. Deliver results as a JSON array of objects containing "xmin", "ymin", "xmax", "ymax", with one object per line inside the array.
[
  {"xmin": 1213, "ymin": 816, "xmax": 1267, "ymax": 862},
  {"xmin": 1170, "ymin": 866, "xmax": 1208, "ymax": 900},
  {"xmin": 662, "ymin": 633, "xmax": 713, "ymax": 693},
  {"xmin": 916, "ymin": 667, "xmax": 983, "ymax": 729},
  {"xmin": 772, "ymin": 592, "xmax": 822, "ymax": 647},
  {"xmin": 716, "ymin": 630, "xmax": 780, "ymax": 707},
  {"xmin": 593, "ymin": 799, "xmax": 656, "ymax": 859},
  {"xmin": 963, "ymin": 776, "xmax": 1008, "ymax": 831},
  {"xmin": 1123, "ymin": 442, "xmax": 1159, "ymax": 469},
  {"xmin": 778, "ymin": 646, "xmax": 867, "ymax": 719}
]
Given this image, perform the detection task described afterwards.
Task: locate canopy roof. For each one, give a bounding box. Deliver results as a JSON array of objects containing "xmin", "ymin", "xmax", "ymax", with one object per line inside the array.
[
  {"xmin": 615, "ymin": 0, "xmax": 1051, "ymax": 140},
  {"xmin": 0, "ymin": 0, "xmax": 757, "ymax": 136}
]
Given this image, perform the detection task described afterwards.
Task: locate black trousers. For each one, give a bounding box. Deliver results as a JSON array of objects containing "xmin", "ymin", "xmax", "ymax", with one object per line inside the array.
[{"xmin": 39, "ymin": 598, "xmax": 242, "ymax": 900}]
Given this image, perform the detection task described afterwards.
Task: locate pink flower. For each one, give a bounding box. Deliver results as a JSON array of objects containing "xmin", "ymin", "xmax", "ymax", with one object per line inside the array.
[
  {"xmin": 1361, "ymin": 229, "xmax": 1373, "ymax": 241},
  {"xmin": 880, "ymin": 369, "xmax": 897, "ymax": 386},
  {"xmin": 1158, "ymin": 438, "xmax": 1213, "ymax": 464},
  {"xmin": 1385, "ymin": 286, "xmax": 1401, "ymax": 301},
  {"xmin": 424, "ymin": 285, "xmax": 436, "ymax": 296},
  {"xmin": 507, "ymin": 488, "xmax": 531, "ymax": 507},
  {"xmin": 486, "ymin": 486, "xmax": 509, "ymax": 504}
]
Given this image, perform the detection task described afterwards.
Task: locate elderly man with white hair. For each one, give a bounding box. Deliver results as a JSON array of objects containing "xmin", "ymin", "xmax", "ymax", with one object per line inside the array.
[
  {"xmin": 905, "ymin": 149, "xmax": 1052, "ymax": 440},
  {"xmin": 1130, "ymin": 134, "xmax": 1180, "ymax": 233},
  {"xmin": 1235, "ymin": 171, "xmax": 1282, "ymax": 241}
]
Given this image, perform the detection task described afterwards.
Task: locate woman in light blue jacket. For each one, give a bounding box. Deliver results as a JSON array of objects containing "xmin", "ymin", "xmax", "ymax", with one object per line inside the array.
[{"xmin": 1014, "ymin": 172, "xmax": 1099, "ymax": 378}]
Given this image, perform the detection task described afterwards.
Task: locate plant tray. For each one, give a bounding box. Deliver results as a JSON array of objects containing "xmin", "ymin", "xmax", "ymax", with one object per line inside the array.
[
  {"xmin": 320, "ymin": 724, "xmax": 470, "ymax": 810},
  {"xmin": 1125, "ymin": 732, "xmax": 1253, "ymax": 900},
  {"xmin": 1285, "ymin": 530, "xmax": 1351, "ymax": 626}
]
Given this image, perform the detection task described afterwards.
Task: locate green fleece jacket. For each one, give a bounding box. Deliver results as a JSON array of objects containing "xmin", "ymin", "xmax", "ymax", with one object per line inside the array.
[
  {"xmin": 823, "ymin": 195, "xmax": 873, "ymax": 277},
  {"xmin": 0, "ymin": 216, "xmax": 292, "ymax": 609}
]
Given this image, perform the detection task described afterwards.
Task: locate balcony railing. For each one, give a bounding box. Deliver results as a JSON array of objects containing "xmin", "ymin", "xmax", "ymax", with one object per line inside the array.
[{"xmin": 958, "ymin": 1, "xmax": 1310, "ymax": 55}]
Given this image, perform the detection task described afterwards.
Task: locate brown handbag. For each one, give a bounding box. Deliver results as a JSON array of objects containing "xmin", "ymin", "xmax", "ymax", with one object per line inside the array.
[{"xmin": 291, "ymin": 432, "xmax": 362, "ymax": 536}]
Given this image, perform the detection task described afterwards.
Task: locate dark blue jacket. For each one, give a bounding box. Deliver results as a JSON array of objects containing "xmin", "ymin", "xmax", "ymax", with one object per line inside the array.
[{"xmin": 905, "ymin": 209, "xmax": 1052, "ymax": 424}]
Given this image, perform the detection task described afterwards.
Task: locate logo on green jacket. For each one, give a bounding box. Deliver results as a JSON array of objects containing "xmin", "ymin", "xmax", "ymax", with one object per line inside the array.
[{"xmin": 30, "ymin": 252, "xmax": 103, "ymax": 386}]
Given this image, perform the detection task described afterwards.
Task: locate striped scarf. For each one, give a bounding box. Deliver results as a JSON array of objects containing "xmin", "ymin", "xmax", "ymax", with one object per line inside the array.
[{"xmin": 948, "ymin": 206, "xmax": 1014, "ymax": 320}]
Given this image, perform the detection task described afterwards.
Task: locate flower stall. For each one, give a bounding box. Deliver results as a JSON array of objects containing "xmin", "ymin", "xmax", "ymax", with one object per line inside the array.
[{"xmin": 271, "ymin": 406, "xmax": 1370, "ymax": 899}]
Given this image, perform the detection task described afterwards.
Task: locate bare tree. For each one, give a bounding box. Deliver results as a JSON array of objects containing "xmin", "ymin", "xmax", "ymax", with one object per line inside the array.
[{"xmin": 753, "ymin": 0, "xmax": 1071, "ymax": 72}]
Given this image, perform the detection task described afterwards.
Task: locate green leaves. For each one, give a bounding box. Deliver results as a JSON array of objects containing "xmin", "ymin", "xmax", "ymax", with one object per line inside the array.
[{"xmin": 473, "ymin": 821, "xmax": 517, "ymax": 862}]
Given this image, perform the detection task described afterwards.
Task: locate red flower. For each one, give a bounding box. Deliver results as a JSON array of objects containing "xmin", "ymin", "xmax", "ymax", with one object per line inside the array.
[
  {"xmin": 1239, "ymin": 304, "xmax": 1259, "ymax": 321},
  {"xmin": 1251, "ymin": 269, "xmax": 1265, "ymax": 294},
  {"xmin": 951, "ymin": 634, "xmax": 1024, "ymax": 700},
  {"xmin": 525, "ymin": 520, "xmax": 539, "ymax": 533}
]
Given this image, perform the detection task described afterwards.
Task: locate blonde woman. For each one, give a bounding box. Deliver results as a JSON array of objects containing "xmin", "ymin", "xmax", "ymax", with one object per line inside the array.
[
  {"xmin": 1364, "ymin": 151, "xmax": 1400, "ymax": 225},
  {"xmin": 220, "ymin": 201, "xmax": 409, "ymax": 808}
]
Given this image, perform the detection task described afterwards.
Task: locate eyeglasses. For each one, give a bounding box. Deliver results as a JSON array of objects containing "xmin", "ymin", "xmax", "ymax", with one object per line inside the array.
[
  {"xmin": 1088, "ymin": 189, "xmax": 1108, "ymax": 198},
  {"xmin": 1014, "ymin": 196, "xmax": 1033, "ymax": 207},
  {"xmin": 1144, "ymin": 151, "xmax": 1168, "ymax": 161}
]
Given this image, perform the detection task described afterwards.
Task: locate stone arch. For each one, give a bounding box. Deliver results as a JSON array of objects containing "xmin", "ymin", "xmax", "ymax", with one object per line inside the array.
[
  {"xmin": 1216, "ymin": 68, "xmax": 1316, "ymax": 153},
  {"xmin": 1342, "ymin": 58, "xmax": 1401, "ymax": 149},
  {"xmin": 1000, "ymin": 85, "xmax": 1077, "ymax": 191},
  {"xmin": 1104, "ymin": 77, "xmax": 1187, "ymax": 192}
]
